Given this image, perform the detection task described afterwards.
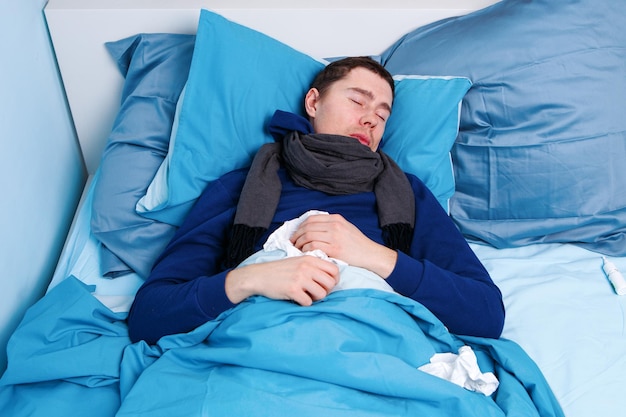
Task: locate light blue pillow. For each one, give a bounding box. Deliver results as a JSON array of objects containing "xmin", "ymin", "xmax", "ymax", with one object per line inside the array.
[
  {"xmin": 137, "ymin": 10, "xmax": 471, "ymax": 226},
  {"xmin": 381, "ymin": 0, "xmax": 626, "ymax": 256}
]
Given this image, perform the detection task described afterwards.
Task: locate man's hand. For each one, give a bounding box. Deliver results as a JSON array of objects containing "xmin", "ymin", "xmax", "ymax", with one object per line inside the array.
[
  {"xmin": 225, "ymin": 256, "xmax": 340, "ymax": 305},
  {"xmin": 290, "ymin": 213, "xmax": 397, "ymax": 278}
]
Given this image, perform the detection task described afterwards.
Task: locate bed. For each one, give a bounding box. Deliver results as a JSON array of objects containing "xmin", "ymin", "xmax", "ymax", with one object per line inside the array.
[{"xmin": 1, "ymin": 0, "xmax": 625, "ymax": 415}]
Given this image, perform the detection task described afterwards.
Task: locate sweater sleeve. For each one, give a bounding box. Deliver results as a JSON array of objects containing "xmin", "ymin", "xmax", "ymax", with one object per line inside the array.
[
  {"xmin": 385, "ymin": 175, "xmax": 505, "ymax": 339},
  {"xmin": 127, "ymin": 171, "xmax": 247, "ymax": 344}
]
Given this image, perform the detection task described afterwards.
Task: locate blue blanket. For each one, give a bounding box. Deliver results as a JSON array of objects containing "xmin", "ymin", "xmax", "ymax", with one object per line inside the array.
[{"xmin": 0, "ymin": 277, "xmax": 563, "ymax": 416}]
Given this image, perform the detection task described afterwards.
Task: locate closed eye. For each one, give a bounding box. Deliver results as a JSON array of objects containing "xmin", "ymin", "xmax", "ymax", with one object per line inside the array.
[{"xmin": 347, "ymin": 89, "xmax": 391, "ymax": 121}]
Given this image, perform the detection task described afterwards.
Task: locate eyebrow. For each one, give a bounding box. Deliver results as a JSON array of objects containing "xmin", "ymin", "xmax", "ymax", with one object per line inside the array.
[{"xmin": 349, "ymin": 87, "xmax": 392, "ymax": 113}]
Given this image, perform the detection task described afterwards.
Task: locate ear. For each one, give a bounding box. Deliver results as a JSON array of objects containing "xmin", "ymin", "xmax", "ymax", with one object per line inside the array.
[{"xmin": 304, "ymin": 88, "xmax": 320, "ymax": 119}]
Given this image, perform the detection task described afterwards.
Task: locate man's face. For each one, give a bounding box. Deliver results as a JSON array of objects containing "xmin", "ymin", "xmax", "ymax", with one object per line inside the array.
[{"xmin": 304, "ymin": 67, "xmax": 393, "ymax": 152}]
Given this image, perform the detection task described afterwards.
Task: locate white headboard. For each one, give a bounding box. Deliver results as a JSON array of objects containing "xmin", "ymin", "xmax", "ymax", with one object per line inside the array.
[{"xmin": 45, "ymin": 0, "xmax": 499, "ymax": 174}]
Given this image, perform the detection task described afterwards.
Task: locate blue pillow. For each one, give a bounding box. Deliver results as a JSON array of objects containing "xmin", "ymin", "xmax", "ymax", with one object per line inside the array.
[
  {"xmin": 137, "ymin": 10, "xmax": 471, "ymax": 226},
  {"xmin": 384, "ymin": 75, "xmax": 470, "ymax": 213},
  {"xmin": 90, "ymin": 33, "xmax": 194, "ymax": 278},
  {"xmin": 381, "ymin": 0, "xmax": 626, "ymax": 256}
]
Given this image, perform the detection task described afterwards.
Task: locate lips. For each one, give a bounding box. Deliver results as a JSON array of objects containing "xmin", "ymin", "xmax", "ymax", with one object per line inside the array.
[{"xmin": 350, "ymin": 133, "xmax": 370, "ymax": 147}]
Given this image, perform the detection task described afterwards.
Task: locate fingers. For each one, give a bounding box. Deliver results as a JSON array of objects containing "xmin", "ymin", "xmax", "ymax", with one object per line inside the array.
[
  {"xmin": 290, "ymin": 213, "xmax": 345, "ymax": 251},
  {"xmin": 288, "ymin": 256, "xmax": 340, "ymax": 304},
  {"xmin": 291, "ymin": 213, "xmax": 369, "ymax": 265},
  {"xmin": 226, "ymin": 255, "xmax": 340, "ymax": 306},
  {"xmin": 288, "ymin": 213, "xmax": 397, "ymax": 277},
  {"xmin": 291, "ymin": 281, "xmax": 325, "ymax": 306}
]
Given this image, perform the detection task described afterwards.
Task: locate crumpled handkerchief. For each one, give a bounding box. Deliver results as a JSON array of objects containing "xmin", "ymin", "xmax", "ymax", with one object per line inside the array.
[
  {"xmin": 263, "ymin": 210, "xmax": 346, "ymax": 265},
  {"xmin": 418, "ymin": 345, "xmax": 499, "ymax": 396},
  {"xmin": 262, "ymin": 210, "xmax": 394, "ymax": 294}
]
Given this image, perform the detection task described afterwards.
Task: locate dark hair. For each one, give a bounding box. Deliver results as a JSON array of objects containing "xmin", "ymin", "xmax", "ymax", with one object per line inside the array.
[{"xmin": 310, "ymin": 56, "xmax": 395, "ymax": 100}]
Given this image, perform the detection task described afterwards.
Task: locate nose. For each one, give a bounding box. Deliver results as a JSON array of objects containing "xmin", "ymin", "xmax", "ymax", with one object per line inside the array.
[{"xmin": 360, "ymin": 111, "xmax": 378, "ymax": 128}]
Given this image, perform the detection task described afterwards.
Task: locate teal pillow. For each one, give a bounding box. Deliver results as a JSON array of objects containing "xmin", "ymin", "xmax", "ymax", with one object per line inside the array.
[
  {"xmin": 137, "ymin": 10, "xmax": 471, "ymax": 226},
  {"xmin": 384, "ymin": 75, "xmax": 471, "ymax": 213}
]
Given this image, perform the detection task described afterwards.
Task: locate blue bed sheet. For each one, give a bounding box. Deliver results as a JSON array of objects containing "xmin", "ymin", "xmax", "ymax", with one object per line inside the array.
[{"xmin": 0, "ymin": 277, "xmax": 563, "ymax": 417}]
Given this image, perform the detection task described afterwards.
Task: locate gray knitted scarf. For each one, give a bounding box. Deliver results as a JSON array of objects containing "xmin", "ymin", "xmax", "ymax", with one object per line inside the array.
[{"xmin": 224, "ymin": 131, "xmax": 415, "ymax": 267}]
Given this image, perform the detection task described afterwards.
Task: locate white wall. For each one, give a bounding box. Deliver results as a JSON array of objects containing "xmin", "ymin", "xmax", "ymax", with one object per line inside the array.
[{"xmin": 0, "ymin": 0, "xmax": 86, "ymax": 371}]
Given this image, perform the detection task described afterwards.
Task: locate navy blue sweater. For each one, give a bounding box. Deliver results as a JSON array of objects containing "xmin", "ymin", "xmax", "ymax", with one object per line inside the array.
[{"xmin": 128, "ymin": 168, "xmax": 504, "ymax": 344}]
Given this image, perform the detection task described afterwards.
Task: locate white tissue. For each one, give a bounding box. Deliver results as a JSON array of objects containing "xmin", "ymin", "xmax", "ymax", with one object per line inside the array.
[
  {"xmin": 262, "ymin": 210, "xmax": 394, "ymax": 293},
  {"xmin": 418, "ymin": 345, "xmax": 499, "ymax": 396},
  {"xmin": 263, "ymin": 210, "xmax": 345, "ymax": 264},
  {"xmin": 602, "ymin": 256, "xmax": 626, "ymax": 296}
]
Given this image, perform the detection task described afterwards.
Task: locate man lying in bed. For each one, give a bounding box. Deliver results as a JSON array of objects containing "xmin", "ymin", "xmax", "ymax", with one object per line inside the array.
[{"xmin": 127, "ymin": 57, "xmax": 505, "ymax": 345}]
